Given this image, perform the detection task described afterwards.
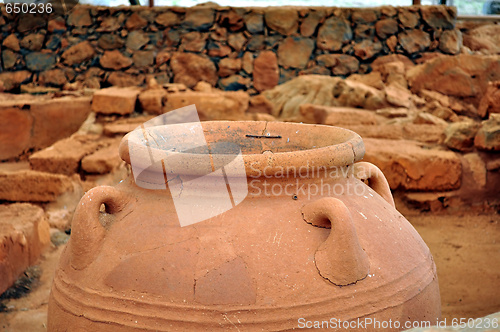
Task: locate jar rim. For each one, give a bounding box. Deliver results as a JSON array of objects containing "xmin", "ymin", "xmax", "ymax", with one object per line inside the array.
[{"xmin": 119, "ymin": 121, "xmax": 365, "ymax": 178}]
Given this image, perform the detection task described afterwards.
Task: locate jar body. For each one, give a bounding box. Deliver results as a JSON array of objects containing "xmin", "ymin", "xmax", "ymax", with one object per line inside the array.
[{"xmin": 48, "ymin": 168, "xmax": 440, "ymax": 331}]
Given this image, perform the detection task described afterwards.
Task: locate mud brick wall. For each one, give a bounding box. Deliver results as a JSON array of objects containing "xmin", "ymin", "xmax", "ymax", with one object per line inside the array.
[{"xmin": 0, "ymin": 5, "xmax": 460, "ymax": 92}]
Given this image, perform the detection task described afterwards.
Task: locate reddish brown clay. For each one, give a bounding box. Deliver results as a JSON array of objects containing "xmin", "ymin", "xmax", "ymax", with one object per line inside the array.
[{"xmin": 48, "ymin": 121, "xmax": 440, "ymax": 331}]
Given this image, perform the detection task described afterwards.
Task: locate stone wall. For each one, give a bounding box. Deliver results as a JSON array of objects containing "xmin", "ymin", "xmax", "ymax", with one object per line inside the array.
[{"xmin": 0, "ymin": 4, "xmax": 461, "ymax": 92}]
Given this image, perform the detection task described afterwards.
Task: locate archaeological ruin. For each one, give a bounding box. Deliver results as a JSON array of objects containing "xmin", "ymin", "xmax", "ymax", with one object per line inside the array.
[{"xmin": 0, "ymin": 1, "xmax": 499, "ymax": 331}]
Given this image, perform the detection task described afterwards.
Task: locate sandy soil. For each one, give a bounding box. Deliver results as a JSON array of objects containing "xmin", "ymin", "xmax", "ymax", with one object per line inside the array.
[
  {"xmin": 0, "ymin": 245, "xmax": 65, "ymax": 331},
  {"xmin": 1, "ymin": 206, "xmax": 499, "ymax": 331},
  {"xmin": 409, "ymin": 211, "xmax": 500, "ymax": 321}
]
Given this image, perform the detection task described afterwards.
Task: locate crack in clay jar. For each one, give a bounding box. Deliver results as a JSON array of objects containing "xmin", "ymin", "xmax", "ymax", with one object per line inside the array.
[{"xmin": 48, "ymin": 121, "xmax": 441, "ymax": 331}]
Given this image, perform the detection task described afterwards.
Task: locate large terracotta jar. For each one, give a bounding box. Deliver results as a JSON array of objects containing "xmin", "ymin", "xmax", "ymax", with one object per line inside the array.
[{"xmin": 48, "ymin": 121, "xmax": 440, "ymax": 331}]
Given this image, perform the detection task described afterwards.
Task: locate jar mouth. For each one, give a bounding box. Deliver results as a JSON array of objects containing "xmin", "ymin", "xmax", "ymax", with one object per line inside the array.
[{"xmin": 119, "ymin": 121, "xmax": 365, "ymax": 178}]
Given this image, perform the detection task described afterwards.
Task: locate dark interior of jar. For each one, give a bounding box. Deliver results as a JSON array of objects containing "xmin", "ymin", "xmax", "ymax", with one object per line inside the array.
[{"xmin": 138, "ymin": 121, "xmax": 357, "ymax": 156}]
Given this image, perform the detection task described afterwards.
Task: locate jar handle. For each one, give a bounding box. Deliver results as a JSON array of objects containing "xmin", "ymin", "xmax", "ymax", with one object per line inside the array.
[
  {"xmin": 69, "ymin": 186, "xmax": 129, "ymax": 270},
  {"xmin": 302, "ymin": 197, "xmax": 370, "ymax": 286},
  {"xmin": 353, "ymin": 162, "xmax": 395, "ymax": 208}
]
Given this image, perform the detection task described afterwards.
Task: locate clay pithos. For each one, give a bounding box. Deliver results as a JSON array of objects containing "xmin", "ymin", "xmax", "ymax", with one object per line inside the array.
[{"xmin": 48, "ymin": 121, "xmax": 441, "ymax": 331}]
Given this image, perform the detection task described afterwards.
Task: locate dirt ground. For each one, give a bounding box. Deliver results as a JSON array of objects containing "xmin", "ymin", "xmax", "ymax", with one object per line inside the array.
[
  {"xmin": 407, "ymin": 209, "xmax": 500, "ymax": 321},
  {"xmin": 0, "ymin": 203, "xmax": 499, "ymax": 331}
]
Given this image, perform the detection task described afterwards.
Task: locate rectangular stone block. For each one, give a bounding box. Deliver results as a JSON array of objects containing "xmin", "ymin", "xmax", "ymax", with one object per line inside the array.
[
  {"xmin": 30, "ymin": 96, "xmax": 92, "ymax": 148},
  {"xmin": 0, "ymin": 96, "xmax": 91, "ymax": 161},
  {"xmin": 138, "ymin": 88, "xmax": 167, "ymax": 115},
  {"xmin": 403, "ymin": 191, "xmax": 460, "ymax": 212},
  {"xmin": 345, "ymin": 123, "xmax": 445, "ymax": 144},
  {"xmin": 29, "ymin": 134, "xmax": 103, "ymax": 176},
  {"xmin": 299, "ymin": 104, "xmax": 382, "ymax": 125},
  {"xmin": 164, "ymin": 91, "xmax": 249, "ymax": 121},
  {"xmin": 91, "ymin": 87, "xmax": 140, "ymax": 115},
  {"xmin": 363, "ymin": 138, "xmax": 462, "ymax": 191},
  {"xmin": 102, "ymin": 115, "xmax": 154, "ymax": 137},
  {"xmin": 0, "ymin": 170, "xmax": 76, "ymax": 202},
  {"xmin": 344, "ymin": 124, "xmax": 405, "ymax": 140},
  {"xmin": 0, "ymin": 107, "xmax": 33, "ymax": 161},
  {"xmin": 103, "ymin": 123, "xmax": 138, "ymax": 136},
  {"xmin": 81, "ymin": 138, "xmax": 123, "ymax": 174},
  {"xmin": 0, "ymin": 203, "xmax": 51, "ymax": 295}
]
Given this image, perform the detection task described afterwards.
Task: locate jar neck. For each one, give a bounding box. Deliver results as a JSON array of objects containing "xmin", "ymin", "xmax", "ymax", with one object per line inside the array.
[{"xmin": 126, "ymin": 164, "xmax": 358, "ymax": 200}]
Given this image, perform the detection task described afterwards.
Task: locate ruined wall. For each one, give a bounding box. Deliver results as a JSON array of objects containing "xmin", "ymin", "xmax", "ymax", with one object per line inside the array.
[{"xmin": 0, "ymin": 4, "xmax": 461, "ymax": 92}]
